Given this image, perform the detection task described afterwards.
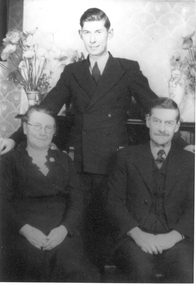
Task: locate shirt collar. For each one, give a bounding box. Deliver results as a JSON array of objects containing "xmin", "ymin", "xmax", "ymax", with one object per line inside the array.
[
  {"xmin": 150, "ymin": 141, "xmax": 171, "ymax": 160},
  {"xmin": 89, "ymin": 52, "xmax": 109, "ymax": 75}
]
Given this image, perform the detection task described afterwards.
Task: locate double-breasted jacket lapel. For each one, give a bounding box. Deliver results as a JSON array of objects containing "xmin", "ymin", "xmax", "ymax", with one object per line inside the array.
[
  {"xmin": 73, "ymin": 59, "xmax": 95, "ymax": 101},
  {"xmin": 86, "ymin": 54, "xmax": 126, "ymax": 110},
  {"xmin": 73, "ymin": 54, "xmax": 126, "ymax": 111}
]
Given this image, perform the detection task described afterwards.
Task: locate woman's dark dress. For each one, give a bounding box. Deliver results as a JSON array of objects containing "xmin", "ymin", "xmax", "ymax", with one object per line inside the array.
[{"xmin": 0, "ymin": 143, "xmax": 99, "ymax": 282}]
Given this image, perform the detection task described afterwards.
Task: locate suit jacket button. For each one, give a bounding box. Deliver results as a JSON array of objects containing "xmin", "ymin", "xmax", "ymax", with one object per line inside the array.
[{"xmin": 108, "ymin": 113, "xmax": 112, "ymax": 118}]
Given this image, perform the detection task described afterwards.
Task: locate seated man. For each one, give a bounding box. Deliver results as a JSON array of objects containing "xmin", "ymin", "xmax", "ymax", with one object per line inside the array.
[{"xmin": 107, "ymin": 97, "xmax": 194, "ymax": 283}]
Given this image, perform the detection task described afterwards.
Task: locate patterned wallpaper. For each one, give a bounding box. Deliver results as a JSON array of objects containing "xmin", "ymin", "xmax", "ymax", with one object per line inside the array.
[
  {"xmin": 0, "ymin": 0, "xmax": 195, "ymax": 138},
  {"xmin": 0, "ymin": 0, "xmax": 24, "ymax": 138}
]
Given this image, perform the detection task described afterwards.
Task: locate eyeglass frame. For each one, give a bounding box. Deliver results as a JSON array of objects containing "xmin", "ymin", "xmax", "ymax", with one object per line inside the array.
[{"xmin": 27, "ymin": 122, "xmax": 56, "ymax": 134}]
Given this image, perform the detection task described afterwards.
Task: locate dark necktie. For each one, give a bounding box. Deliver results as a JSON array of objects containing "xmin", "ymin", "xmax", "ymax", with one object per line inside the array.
[
  {"xmin": 92, "ymin": 62, "xmax": 101, "ymax": 83},
  {"xmin": 155, "ymin": 149, "xmax": 166, "ymax": 169}
]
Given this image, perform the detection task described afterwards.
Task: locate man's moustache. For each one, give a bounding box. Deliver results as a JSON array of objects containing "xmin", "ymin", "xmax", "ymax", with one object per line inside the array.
[{"xmin": 155, "ymin": 133, "xmax": 169, "ymax": 136}]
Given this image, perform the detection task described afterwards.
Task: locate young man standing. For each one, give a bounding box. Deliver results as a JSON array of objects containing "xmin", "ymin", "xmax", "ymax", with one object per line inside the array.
[{"xmin": 107, "ymin": 97, "xmax": 194, "ymax": 282}]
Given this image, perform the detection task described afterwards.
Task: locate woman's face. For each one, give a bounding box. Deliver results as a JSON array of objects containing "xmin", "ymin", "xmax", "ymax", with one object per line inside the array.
[{"xmin": 23, "ymin": 111, "xmax": 56, "ymax": 151}]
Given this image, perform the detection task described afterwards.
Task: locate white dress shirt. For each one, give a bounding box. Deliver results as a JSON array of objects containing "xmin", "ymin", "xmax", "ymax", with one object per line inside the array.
[{"xmin": 89, "ymin": 52, "xmax": 109, "ymax": 75}]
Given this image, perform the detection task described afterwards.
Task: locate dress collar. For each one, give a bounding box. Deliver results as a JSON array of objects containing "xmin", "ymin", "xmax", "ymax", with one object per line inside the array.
[{"xmin": 17, "ymin": 141, "xmax": 58, "ymax": 155}]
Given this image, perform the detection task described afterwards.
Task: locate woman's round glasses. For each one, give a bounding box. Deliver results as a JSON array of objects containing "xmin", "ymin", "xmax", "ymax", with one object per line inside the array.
[{"xmin": 27, "ymin": 123, "xmax": 55, "ymax": 134}]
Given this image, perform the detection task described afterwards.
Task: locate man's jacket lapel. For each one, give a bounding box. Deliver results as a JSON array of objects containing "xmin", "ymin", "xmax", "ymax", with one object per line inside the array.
[
  {"xmin": 164, "ymin": 144, "xmax": 186, "ymax": 197},
  {"xmin": 86, "ymin": 54, "xmax": 126, "ymax": 110},
  {"xmin": 73, "ymin": 59, "xmax": 96, "ymax": 101},
  {"xmin": 133, "ymin": 143, "xmax": 154, "ymax": 195},
  {"xmin": 73, "ymin": 54, "xmax": 127, "ymax": 110}
]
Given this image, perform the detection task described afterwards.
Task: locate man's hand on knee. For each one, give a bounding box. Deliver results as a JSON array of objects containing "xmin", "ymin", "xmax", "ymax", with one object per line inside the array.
[
  {"xmin": 155, "ymin": 230, "xmax": 184, "ymax": 251},
  {"xmin": 127, "ymin": 227, "xmax": 160, "ymax": 255},
  {"xmin": 0, "ymin": 138, "xmax": 15, "ymax": 155}
]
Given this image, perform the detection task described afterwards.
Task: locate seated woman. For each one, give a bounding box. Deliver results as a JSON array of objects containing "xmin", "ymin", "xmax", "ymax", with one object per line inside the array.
[{"xmin": 0, "ymin": 105, "xmax": 99, "ymax": 282}]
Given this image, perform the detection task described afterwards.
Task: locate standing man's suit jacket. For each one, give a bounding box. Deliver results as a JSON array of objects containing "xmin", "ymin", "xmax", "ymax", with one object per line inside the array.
[
  {"xmin": 39, "ymin": 54, "xmax": 157, "ymax": 174},
  {"xmin": 107, "ymin": 142, "xmax": 194, "ymax": 245}
]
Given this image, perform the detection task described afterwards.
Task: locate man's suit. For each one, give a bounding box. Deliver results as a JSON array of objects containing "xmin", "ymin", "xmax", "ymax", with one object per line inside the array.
[
  {"xmin": 107, "ymin": 142, "xmax": 194, "ymax": 282},
  {"xmin": 39, "ymin": 53, "xmax": 157, "ymax": 174}
]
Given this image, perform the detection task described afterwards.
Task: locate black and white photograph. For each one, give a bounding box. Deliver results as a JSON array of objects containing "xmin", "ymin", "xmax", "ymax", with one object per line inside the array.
[{"xmin": 0, "ymin": 0, "xmax": 195, "ymax": 282}]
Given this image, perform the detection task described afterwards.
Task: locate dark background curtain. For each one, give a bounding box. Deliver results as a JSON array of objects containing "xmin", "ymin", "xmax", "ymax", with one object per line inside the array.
[{"xmin": 0, "ymin": 0, "xmax": 8, "ymax": 45}]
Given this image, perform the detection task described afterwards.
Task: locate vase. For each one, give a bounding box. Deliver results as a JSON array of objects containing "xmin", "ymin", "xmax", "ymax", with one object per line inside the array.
[
  {"xmin": 26, "ymin": 91, "xmax": 39, "ymax": 107},
  {"xmin": 37, "ymin": 92, "xmax": 46, "ymax": 104}
]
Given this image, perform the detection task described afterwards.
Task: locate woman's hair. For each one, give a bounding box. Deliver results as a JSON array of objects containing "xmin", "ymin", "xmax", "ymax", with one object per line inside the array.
[
  {"xmin": 149, "ymin": 97, "xmax": 180, "ymax": 122},
  {"xmin": 80, "ymin": 8, "xmax": 111, "ymax": 30},
  {"xmin": 20, "ymin": 105, "xmax": 57, "ymax": 127}
]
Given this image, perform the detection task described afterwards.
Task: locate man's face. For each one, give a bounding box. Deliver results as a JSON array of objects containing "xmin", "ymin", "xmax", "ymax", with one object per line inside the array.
[
  {"xmin": 23, "ymin": 111, "xmax": 55, "ymax": 151},
  {"xmin": 79, "ymin": 19, "xmax": 113, "ymax": 60},
  {"xmin": 146, "ymin": 108, "xmax": 180, "ymax": 147}
]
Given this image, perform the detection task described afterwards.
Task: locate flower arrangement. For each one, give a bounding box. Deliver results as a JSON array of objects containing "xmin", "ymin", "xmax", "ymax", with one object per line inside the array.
[
  {"xmin": 0, "ymin": 28, "xmax": 53, "ymax": 94},
  {"xmin": 169, "ymin": 31, "xmax": 196, "ymax": 96}
]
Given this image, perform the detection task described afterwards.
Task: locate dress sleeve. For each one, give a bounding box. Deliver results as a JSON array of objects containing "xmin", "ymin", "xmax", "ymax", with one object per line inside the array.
[{"xmin": 0, "ymin": 152, "xmax": 27, "ymax": 233}]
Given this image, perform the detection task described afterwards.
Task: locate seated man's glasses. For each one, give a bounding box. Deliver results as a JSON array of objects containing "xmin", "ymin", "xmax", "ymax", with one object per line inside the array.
[{"xmin": 27, "ymin": 123, "xmax": 55, "ymax": 134}]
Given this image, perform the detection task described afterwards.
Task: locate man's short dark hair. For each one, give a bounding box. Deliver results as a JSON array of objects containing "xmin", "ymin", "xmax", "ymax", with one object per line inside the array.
[
  {"xmin": 80, "ymin": 8, "xmax": 111, "ymax": 30},
  {"xmin": 149, "ymin": 97, "xmax": 180, "ymax": 122}
]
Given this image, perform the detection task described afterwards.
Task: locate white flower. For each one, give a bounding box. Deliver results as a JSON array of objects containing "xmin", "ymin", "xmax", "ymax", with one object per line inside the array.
[
  {"xmin": 18, "ymin": 60, "xmax": 26, "ymax": 68},
  {"xmin": 1, "ymin": 44, "xmax": 16, "ymax": 60},
  {"xmin": 0, "ymin": 28, "xmax": 81, "ymax": 94},
  {"xmin": 26, "ymin": 28, "xmax": 38, "ymax": 35},
  {"xmin": 3, "ymin": 44, "xmax": 16, "ymax": 53},
  {"xmin": 18, "ymin": 61, "xmax": 28, "ymax": 80},
  {"xmin": 36, "ymin": 47, "xmax": 48, "ymax": 58},
  {"xmin": 23, "ymin": 35, "xmax": 35, "ymax": 47},
  {"xmin": 23, "ymin": 50, "xmax": 35, "ymax": 58},
  {"xmin": 3, "ymin": 29, "xmax": 21, "ymax": 45}
]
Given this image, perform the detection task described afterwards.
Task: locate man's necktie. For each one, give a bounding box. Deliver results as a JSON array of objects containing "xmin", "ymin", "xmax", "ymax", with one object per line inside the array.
[
  {"xmin": 92, "ymin": 62, "xmax": 101, "ymax": 83},
  {"xmin": 155, "ymin": 149, "xmax": 166, "ymax": 168}
]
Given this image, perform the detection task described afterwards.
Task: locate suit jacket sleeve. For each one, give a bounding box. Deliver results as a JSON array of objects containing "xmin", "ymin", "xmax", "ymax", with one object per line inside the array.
[
  {"xmin": 127, "ymin": 61, "xmax": 157, "ymax": 113},
  {"xmin": 60, "ymin": 153, "xmax": 83, "ymax": 235},
  {"xmin": 171, "ymin": 155, "xmax": 194, "ymax": 239},
  {"xmin": 107, "ymin": 149, "xmax": 139, "ymax": 240},
  {"xmin": 40, "ymin": 64, "xmax": 72, "ymax": 112}
]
